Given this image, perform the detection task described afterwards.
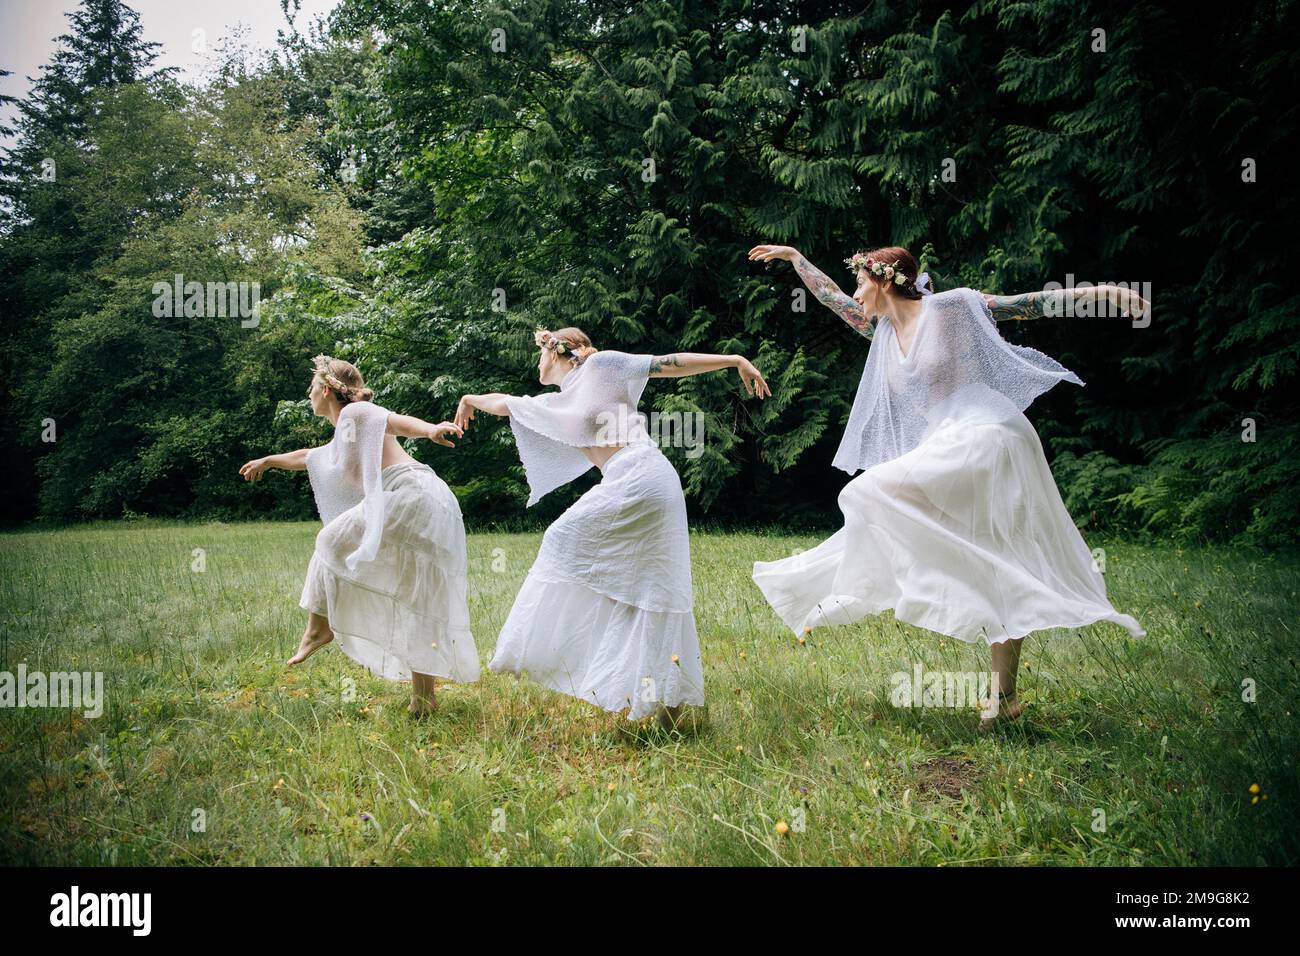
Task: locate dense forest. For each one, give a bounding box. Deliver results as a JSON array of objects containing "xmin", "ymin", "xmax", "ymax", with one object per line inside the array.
[{"xmin": 2, "ymin": 0, "xmax": 1296, "ymax": 543}]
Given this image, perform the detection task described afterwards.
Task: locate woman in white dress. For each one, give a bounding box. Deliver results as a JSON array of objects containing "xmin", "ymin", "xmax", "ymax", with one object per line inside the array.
[
  {"xmin": 747, "ymin": 244, "xmax": 1147, "ymax": 728},
  {"xmin": 239, "ymin": 355, "xmax": 479, "ymax": 715},
  {"xmin": 455, "ymin": 328, "xmax": 770, "ymax": 727}
]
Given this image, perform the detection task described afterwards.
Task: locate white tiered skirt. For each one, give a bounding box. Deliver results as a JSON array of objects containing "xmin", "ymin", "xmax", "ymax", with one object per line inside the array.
[
  {"xmin": 300, "ymin": 461, "xmax": 480, "ymax": 682},
  {"xmin": 753, "ymin": 407, "xmax": 1145, "ymax": 645},
  {"xmin": 489, "ymin": 442, "xmax": 705, "ymax": 720}
]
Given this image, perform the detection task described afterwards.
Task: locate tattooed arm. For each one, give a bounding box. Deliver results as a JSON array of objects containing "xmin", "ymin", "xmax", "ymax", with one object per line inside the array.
[
  {"xmin": 791, "ymin": 253, "xmax": 875, "ymax": 338},
  {"xmin": 748, "ymin": 244, "xmax": 875, "ymax": 338},
  {"xmin": 983, "ymin": 286, "xmax": 1150, "ymax": 322},
  {"xmin": 648, "ymin": 353, "xmax": 771, "ymax": 399}
]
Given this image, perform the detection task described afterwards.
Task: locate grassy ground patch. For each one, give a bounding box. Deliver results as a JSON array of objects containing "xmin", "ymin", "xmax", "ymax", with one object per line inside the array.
[{"xmin": 1, "ymin": 521, "xmax": 1295, "ymax": 865}]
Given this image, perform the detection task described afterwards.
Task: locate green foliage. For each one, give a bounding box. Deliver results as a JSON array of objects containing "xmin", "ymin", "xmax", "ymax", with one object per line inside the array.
[
  {"xmin": 2, "ymin": 0, "xmax": 1296, "ymax": 544},
  {"xmin": 3, "ymin": 8, "xmax": 365, "ymax": 521}
]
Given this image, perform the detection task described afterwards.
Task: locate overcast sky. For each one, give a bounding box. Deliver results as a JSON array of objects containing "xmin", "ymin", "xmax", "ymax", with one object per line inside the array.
[{"xmin": 1, "ymin": 0, "xmax": 341, "ymax": 145}]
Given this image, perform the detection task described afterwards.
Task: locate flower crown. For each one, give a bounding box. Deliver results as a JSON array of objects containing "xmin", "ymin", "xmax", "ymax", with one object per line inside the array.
[
  {"xmin": 534, "ymin": 329, "xmax": 575, "ymax": 356},
  {"xmin": 845, "ymin": 252, "xmax": 912, "ymax": 286},
  {"xmin": 310, "ymin": 354, "xmax": 351, "ymax": 394}
]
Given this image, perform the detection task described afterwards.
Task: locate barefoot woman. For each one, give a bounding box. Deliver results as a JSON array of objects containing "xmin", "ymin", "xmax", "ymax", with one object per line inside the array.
[
  {"xmin": 747, "ymin": 244, "xmax": 1146, "ymax": 728},
  {"xmin": 456, "ymin": 329, "xmax": 769, "ymax": 726},
  {"xmin": 240, "ymin": 355, "xmax": 479, "ymax": 715}
]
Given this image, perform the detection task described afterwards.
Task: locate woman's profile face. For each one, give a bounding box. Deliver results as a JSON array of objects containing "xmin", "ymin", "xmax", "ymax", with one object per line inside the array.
[
  {"xmin": 853, "ymin": 271, "xmax": 881, "ymax": 314},
  {"xmin": 538, "ymin": 346, "xmax": 570, "ymax": 386},
  {"xmin": 307, "ymin": 374, "xmax": 331, "ymax": 417}
]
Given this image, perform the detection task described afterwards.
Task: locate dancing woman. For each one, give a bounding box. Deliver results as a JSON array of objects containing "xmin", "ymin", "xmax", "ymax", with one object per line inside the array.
[
  {"xmin": 240, "ymin": 355, "xmax": 479, "ymax": 715},
  {"xmin": 455, "ymin": 329, "xmax": 770, "ymax": 726},
  {"xmin": 747, "ymin": 244, "xmax": 1146, "ymax": 728}
]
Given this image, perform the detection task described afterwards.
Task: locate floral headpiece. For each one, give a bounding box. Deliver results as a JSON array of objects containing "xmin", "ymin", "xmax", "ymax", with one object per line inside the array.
[
  {"xmin": 844, "ymin": 253, "xmax": 932, "ymax": 295},
  {"xmin": 846, "ymin": 252, "xmax": 909, "ymax": 286},
  {"xmin": 310, "ymin": 354, "xmax": 350, "ymax": 393},
  {"xmin": 534, "ymin": 328, "xmax": 574, "ymax": 356}
]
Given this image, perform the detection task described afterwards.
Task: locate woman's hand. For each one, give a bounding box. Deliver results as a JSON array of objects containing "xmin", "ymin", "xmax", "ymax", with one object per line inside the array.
[
  {"xmin": 239, "ymin": 457, "xmax": 270, "ymax": 482},
  {"xmin": 748, "ymin": 244, "xmax": 799, "ymax": 264},
  {"xmin": 425, "ymin": 421, "xmax": 464, "ymax": 448},
  {"xmin": 454, "ymin": 396, "xmax": 477, "ymax": 432},
  {"xmin": 736, "ymin": 357, "xmax": 771, "ymax": 399},
  {"xmin": 1104, "ymin": 285, "xmax": 1150, "ymax": 320}
]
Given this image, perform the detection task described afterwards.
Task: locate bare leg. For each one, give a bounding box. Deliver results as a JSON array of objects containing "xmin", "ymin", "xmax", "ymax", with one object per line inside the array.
[
  {"xmin": 410, "ymin": 672, "xmax": 437, "ymax": 717},
  {"xmin": 288, "ymin": 612, "xmax": 334, "ymax": 666},
  {"xmin": 979, "ymin": 637, "xmax": 1025, "ymax": 731}
]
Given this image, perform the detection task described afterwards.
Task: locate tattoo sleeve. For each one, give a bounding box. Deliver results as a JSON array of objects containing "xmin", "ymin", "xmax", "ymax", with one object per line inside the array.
[
  {"xmin": 649, "ymin": 354, "xmax": 683, "ymax": 374},
  {"xmin": 792, "ymin": 254, "xmax": 875, "ymax": 339},
  {"xmin": 983, "ymin": 290, "xmax": 1054, "ymax": 322},
  {"xmin": 984, "ymin": 288, "xmax": 1120, "ymax": 322}
]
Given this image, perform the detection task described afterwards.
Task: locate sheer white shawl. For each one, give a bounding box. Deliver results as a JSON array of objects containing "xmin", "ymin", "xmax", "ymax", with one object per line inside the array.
[
  {"xmin": 832, "ymin": 288, "xmax": 1084, "ymax": 475},
  {"xmin": 505, "ymin": 349, "xmax": 654, "ymax": 506},
  {"xmin": 305, "ymin": 400, "xmax": 390, "ymax": 570}
]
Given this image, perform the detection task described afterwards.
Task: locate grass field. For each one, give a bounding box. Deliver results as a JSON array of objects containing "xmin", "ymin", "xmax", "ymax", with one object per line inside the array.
[{"xmin": 1, "ymin": 521, "xmax": 1296, "ymax": 866}]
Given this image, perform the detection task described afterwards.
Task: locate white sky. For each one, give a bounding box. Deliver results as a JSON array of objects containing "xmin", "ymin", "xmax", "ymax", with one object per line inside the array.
[{"xmin": 0, "ymin": 0, "xmax": 341, "ymax": 145}]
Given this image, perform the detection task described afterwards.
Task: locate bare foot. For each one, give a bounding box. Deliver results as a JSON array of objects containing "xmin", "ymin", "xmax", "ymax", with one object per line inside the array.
[
  {"xmin": 977, "ymin": 694, "xmax": 1024, "ymax": 733},
  {"xmin": 408, "ymin": 696, "xmax": 437, "ymax": 718},
  {"xmin": 287, "ymin": 628, "xmax": 334, "ymax": 666}
]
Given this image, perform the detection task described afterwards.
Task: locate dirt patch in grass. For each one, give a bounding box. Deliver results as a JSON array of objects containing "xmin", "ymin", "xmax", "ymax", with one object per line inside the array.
[{"xmin": 918, "ymin": 756, "xmax": 978, "ymax": 799}]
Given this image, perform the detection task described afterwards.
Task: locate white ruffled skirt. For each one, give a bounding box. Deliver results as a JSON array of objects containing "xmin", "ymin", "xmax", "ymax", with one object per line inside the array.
[
  {"xmin": 753, "ymin": 406, "xmax": 1145, "ymax": 644},
  {"xmin": 300, "ymin": 461, "xmax": 480, "ymax": 682},
  {"xmin": 489, "ymin": 442, "xmax": 705, "ymax": 719}
]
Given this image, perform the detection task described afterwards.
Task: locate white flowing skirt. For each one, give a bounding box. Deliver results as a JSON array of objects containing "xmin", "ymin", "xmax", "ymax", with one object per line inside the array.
[
  {"xmin": 753, "ymin": 406, "xmax": 1145, "ymax": 645},
  {"xmin": 300, "ymin": 461, "xmax": 480, "ymax": 682},
  {"xmin": 489, "ymin": 441, "xmax": 705, "ymax": 720}
]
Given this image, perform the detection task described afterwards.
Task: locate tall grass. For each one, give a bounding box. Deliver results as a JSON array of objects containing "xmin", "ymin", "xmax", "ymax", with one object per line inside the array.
[{"xmin": 0, "ymin": 521, "xmax": 1295, "ymax": 865}]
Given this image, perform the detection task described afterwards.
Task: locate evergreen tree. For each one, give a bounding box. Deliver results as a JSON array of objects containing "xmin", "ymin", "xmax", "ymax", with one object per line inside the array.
[{"xmin": 0, "ymin": 1, "xmax": 173, "ymax": 520}]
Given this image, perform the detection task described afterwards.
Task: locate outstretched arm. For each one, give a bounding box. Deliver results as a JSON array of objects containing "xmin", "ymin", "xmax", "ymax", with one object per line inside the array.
[
  {"xmin": 239, "ymin": 448, "xmax": 309, "ymax": 482},
  {"xmin": 454, "ymin": 392, "xmax": 511, "ymax": 431},
  {"xmin": 649, "ymin": 353, "xmax": 771, "ymax": 398},
  {"xmin": 983, "ymin": 286, "xmax": 1150, "ymax": 322},
  {"xmin": 386, "ymin": 412, "xmax": 463, "ymax": 447},
  {"xmin": 749, "ymin": 244, "xmax": 874, "ymax": 338},
  {"xmin": 791, "ymin": 253, "xmax": 875, "ymax": 338}
]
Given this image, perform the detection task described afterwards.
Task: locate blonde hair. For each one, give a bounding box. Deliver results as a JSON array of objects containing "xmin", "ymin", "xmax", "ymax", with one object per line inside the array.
[
  {"xmin": 310, "ymin": 354, "xmax": 374, "ymax": 405},
  {"xmin": 534, "ymin": 326, "xmax": 598, "ymax": 365}
]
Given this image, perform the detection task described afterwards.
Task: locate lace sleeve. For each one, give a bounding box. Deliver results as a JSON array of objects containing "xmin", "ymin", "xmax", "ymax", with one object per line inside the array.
[
  {"xmin": 502, "ymin": 349, "xmax": 653, "ymax": 506},
  {"xmin": 595, "ymin": 349, "xmax": 653, "ymax": 381},
  {"xmin": 338, "ymin": 401, "xmax": 389, "ymax": 570}
]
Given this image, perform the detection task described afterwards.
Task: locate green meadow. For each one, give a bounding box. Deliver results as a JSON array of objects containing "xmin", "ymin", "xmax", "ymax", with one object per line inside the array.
[{"xmin": 1, "ymin": 522, "xmax": 1296, "ymax": 865}]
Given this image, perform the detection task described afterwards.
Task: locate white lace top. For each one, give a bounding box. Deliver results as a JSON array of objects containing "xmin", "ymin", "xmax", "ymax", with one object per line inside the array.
[
  {"xmin": 832, "ymin": 288, "xmax": 1085, "ymax": 475},
  {"xmin": 305, "ymin": 400, "xmax": 391, "ymax": 570},
  {"xmin": 505, "ymin": 349, "xmax": 654, "ymax": 505}
]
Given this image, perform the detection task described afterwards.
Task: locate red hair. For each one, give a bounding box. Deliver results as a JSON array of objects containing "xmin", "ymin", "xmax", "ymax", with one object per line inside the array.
[{"xmin": 854, "ymin": 245, "xmax": 923, "ymax": 301}]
